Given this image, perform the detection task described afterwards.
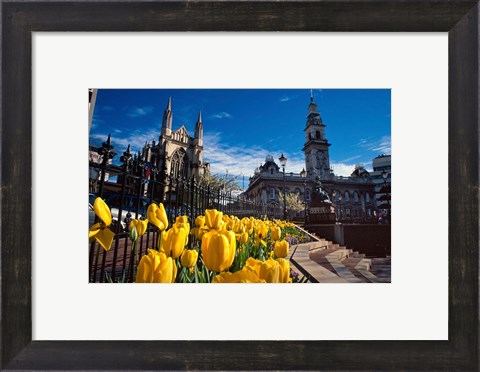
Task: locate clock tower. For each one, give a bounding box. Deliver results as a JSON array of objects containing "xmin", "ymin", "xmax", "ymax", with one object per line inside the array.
[{"xmin": 303, "ymin": 91, "xmax": 332, "ymax": 179}]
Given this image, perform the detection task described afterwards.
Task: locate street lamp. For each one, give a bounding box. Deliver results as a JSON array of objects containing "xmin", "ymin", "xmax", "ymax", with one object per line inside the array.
[
  {"xmin": 279, "ymin": 153, "xmax": 288, "ymax": 220},
  {"xmin": 338, "ymin": 194, "xmax": 343, "ymax": 221},
  {"xmin": 300, "ymin": 168, "xmax": 307, "ymax": 224},
  {"xmin": 332, "ymin": 190, "xmax": 337, "ymax": 221}
]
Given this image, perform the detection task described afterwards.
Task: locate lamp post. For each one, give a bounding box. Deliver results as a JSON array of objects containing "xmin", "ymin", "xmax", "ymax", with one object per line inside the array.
[
  {"xmin": 300, "ymin": 168, "xmax": 307, "ymax": 225},
  {"xmin": 332, "ymin": 190, "xmax": 337, "ymax": 221},
  {"xmin": 338, "ymin": 194, "xmax": 342, "ymax": 222},
  {"xmin": 279, "ymin": 153, "xmax": 288, "ymax": 220}
]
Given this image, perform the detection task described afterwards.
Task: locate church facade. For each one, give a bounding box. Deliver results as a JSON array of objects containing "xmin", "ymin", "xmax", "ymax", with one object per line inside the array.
[
  {"xmin": 136, "ymin": 98, "xmax": 209, "ymax": 181},
  {"xmin": 246, "ymin": 94, "xmax": 380, "ymax": 223}
]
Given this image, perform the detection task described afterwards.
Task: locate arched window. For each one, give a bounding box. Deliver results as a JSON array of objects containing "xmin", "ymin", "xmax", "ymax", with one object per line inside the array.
[
  {"xmin": 365, "ymin": 192, "xmax": 370, "ymax": 202},
  {"xmin": 344, "ymin": 191, "xmax": 350, "ymax": 202},
  {"xmin": 354, "ymin": 192, "xmax": 359, "ymax": 202},
  {"xmin": 170, "ymin": 149, "xmax": 188, "ymax": 179},
  {"xmin": 305, "ymin": 189, "xmax": 311, "ymax": 201},
  {"xmin": 295, "ymin": 188, "xmax": 301, "ymax": 195}
]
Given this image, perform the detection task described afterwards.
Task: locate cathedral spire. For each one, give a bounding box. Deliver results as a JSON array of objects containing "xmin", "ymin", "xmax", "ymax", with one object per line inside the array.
[
  {"xmin": 194, "ymin": 110, "xmax": 203, "ymax": 145},
  {"xmin": 310, "ymin": 89, "xmax": 314, "ymax": 103},
  {"xmin": 161, "ymin": 97, "xmax": 173, "ymax": 136}
]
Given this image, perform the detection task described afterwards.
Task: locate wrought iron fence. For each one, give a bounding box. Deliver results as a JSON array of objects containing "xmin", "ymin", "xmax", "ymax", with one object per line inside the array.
[{"xmin": 88, "ymin": 137, "xmax": 277, "ymax": 283}]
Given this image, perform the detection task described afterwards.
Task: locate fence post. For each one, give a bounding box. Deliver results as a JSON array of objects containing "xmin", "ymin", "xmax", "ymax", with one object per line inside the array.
[
  {"xmin": 90, "ymin": 134, "xmax": 114, "ymax": 283},
  {"xmin": 109, "ymin": 144, "xmax": 132, "ymax": 282}
]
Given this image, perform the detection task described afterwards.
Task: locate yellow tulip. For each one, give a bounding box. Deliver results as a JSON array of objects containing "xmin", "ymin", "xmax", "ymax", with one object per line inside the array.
[
  {"xmin": 136, "ymin": 249, "xmax": 177, "ymax": 283},
  {"xmin": 202, "ymin": 229, "xmax": 236, "ymax": 272},
  {"xmin": 274, "ymin": 240, "xmax": 289, "ymax": 258},
  {"xmin": 89, "ymin": 197, "xmax": 115, "ymax": 251},
  {"xmin": 147, "ymin": 203, "xmax": 168, "ymax": 231},
  {"xmin": 129, "ymin": 219, "xmax": 148, "ymax": 241},
  {"xmin": 255, "ymin": 223, "xmax": 269, "ymax": 239},
  {"xmin": 205, "ymin": 209, "xmax": 224, "ymax": 230},
  {"xmin": 93, "ymin": 197, "xmax": 112, "ymax": 226},
  {"xmin": 276, "ymin": 258, "xmax": 291, "ymax": 283},
  {"xmin": 181, "ymin": 249, "xmax": 198, "ymax": 268},
  {"xmin": 162, "ymin": 225, "xmax": 188, "ymax": 259},
  {"xmin": 245, "ymin": 257, "xmax": 281, "ymax": 283},
  {"xmin": 175, "ymin": 215, "xmax": 190, "ymax": 236},
  {"xmin": 195, "ymin": 215, "xmax": 205, "ymax": 228},
  {"xmin": 191, "ymin": 226, "xmax": 208, "ymax": 240},
  {"xmin": 270, "ymin": 226, "xmax": 281, "ymax": 241},
  {"xmin": 237, "ymin": 232, "xmax": 249, "ymax": 244},
  {"xmin": 212, "ymin": 269, "xmax": 265, "ymax": 283}
]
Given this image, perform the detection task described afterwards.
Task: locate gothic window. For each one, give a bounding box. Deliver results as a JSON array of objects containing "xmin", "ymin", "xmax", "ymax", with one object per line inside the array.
[
  {"xmin": 344, "ymin": 191, "xmax": 350, "ymax": 202},
  {"xmin": 316, "ymin": 131, "xmax": 321, "ymax": 139},
  {"xmin": 354, "ymin": 192, "xmax": 359, "ymax": 203},
  {"xmin": 270, "ymin": 188, "xmax": 275, "ymax": 200},
  {"xmin": 305, "ymin": 189, "xmax": 311, "ymax": 201},
  {"xmin": 171, "ymin": 149, "xmax": 188, "ymax": 179},
  {"xmin": 295, "ymin": 188, "xmax": 301, "ymax": 195},
  {"xmin": 365, "ymin": 192, "xmax": 370, "ymax": 202}
]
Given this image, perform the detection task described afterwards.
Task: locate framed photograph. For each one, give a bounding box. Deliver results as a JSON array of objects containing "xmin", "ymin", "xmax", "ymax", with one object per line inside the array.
[{"xmin": 2, "ymin": 1, "xmax": 478, "ymax": 370}]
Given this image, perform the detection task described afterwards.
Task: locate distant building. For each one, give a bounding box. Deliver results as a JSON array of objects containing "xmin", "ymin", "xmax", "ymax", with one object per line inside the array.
[
  {"xmin": 246, "ymin": 93, "xmax": 381, "ymax": 223},
  {"xmin": 372, "ymin": 154, "xmax": 391, "ymax": 221}
]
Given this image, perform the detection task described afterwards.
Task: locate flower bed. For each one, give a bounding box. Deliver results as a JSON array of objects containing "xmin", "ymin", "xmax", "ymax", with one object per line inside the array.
[{"xmin": 90, "ymin": 198, "xmax": 311, "ymax": 283}]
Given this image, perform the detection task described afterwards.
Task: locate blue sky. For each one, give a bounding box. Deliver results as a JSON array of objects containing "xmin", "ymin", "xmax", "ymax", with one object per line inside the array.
[{"xmin": 90, "ymin": 89, "xmax": 390, "ymax": 183}]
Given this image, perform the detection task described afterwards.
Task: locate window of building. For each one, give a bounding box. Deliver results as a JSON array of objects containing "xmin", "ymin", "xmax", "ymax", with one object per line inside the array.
[
  {"xmin": 270, "ymin": 188, "xmax": 275, "ymax": 200},
  {"xmin": 346, "ymin": 208, "xmax": 351, "ymax": 217},
  {"xmin": 295, "ymin": 188, "xmax": 301, "ymax": 195},
  {"xmin": 305, "ymin": 189, "xmax": 311, "ymax": 201},
  {"xmin": 344, "ymin": 191, "xmax": 350, "ymax": 202},
  {"xmin": 366, "ymin": 192, "xmax": 370, "ymax": 202},
  {"xmin": 354, "ymin": 192, "xmax": 359, "ymax": 203},
  {"xmin": 316, "ymin": 131, "xmax": 321, "ymax": 139}
]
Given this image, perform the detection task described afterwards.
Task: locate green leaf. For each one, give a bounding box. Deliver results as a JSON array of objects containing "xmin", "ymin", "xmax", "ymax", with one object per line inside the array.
[{"xmin": 194, "ymin": 264, "xmax": 200, "ymax": 283}]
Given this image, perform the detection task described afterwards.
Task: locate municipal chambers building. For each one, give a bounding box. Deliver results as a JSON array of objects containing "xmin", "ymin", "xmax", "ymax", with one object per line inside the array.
[{"xmin": 246, "ymin": 95, "xmax": 380, "ymax": 222}]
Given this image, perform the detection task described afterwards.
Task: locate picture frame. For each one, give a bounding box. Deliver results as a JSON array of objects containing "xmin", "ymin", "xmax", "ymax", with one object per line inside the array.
[{"xmin": 2, "ymin": 0, "xmax": 478, "ymax": 370}]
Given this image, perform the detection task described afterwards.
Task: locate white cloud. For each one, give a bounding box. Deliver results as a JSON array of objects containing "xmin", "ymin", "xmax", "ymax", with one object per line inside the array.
[
  {"xmin": 330, "ymin": 162, "xmax": 355, "ymax": 177},
  {"xmin": 209, "ymin": 112, "xmax": 232, "ymax": 119},
  {"xmin": 203, "ymin": 132, "xmax": 306, "ymax": 180},
  {"xmin": 127, "ymin": 106, "xmax": 154, "ymax": 118},
  {"xmin": 338, "ymin": 155, "xmax": 361, "ymax": 163},
  {"xmin": 357, "ymin": 135, "xmax": 391, "ymax": 154},
  {"xmin": 279, "ymin": 96, "xmax": 291, "ymax": 102}
]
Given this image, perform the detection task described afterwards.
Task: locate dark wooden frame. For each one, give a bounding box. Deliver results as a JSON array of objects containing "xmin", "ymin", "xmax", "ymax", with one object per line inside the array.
[{"xmin": 2, "ymin": 1, "xmax": 478, "ymax": 370}]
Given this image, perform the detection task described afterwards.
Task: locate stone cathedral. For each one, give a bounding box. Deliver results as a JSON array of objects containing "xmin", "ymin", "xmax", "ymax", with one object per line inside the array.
[{"xmin": 138, "ymin": 98, "xmax": 209, "ymax": 180}]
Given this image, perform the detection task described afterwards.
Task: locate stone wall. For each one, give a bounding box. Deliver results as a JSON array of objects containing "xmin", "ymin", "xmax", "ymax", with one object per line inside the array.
[{"xmin": 307, "ymin": 224, "xmax": 391, "ymax": 257}]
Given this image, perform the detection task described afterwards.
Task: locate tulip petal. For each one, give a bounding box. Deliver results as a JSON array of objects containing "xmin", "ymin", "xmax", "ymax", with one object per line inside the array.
[
  {"xmin": 95, "ymin": 227, "xmax": 115, "ymax": 251},
  {"xmin": 89, "ymin": 223, "xmax": 101, "ymax": 238},
  {"xmin": 93, "ymin": 198, "xmax": 112, "ymax": 226}
]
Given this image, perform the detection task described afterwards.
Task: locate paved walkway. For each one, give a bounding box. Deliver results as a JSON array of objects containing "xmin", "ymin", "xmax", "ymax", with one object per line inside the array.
[{"xmin": 289, "ymin": 239, "xmax": 391, "ymax": 283}]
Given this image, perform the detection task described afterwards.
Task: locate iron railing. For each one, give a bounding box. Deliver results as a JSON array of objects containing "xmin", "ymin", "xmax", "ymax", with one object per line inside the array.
[{"xmin": 88, "ymin": 138, "xmax": 280, "ymax": 283}]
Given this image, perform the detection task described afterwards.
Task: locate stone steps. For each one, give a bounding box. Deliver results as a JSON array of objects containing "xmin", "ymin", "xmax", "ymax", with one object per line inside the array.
[{"xmin": 289, "ymin": 227, "xmax": 390, "ymax": 283}]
